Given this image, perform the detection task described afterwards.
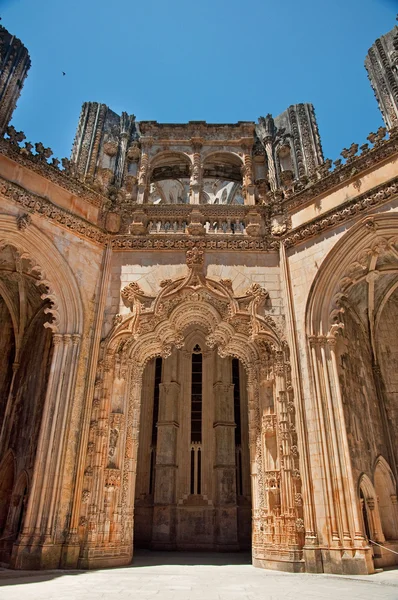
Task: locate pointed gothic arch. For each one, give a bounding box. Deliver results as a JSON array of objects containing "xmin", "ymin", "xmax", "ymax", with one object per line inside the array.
[
  {"xmin": 304, "ymin": 212, "xmax": 398, "ymax": 573},
  {"xmin": 0, "ymin": 213, "xmax": 85, "ymax": 568},
  {"xmin": 0, "ymin": 214, "xmax": 84, "ymax": 334},
  {"xmin": 374, "ymin": 456, "xmax": 398, "ymax": 541}
]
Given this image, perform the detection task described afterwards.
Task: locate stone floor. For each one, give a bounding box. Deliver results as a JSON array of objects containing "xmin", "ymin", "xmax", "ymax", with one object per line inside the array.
[{"xmin": 0, "ymin": 551, "xmax": 398, "ymax": 600}]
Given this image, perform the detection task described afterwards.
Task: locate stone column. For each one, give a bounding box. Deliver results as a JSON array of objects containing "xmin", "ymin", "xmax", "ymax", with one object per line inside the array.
[
  {"xmin": 308, "ymin": 336, "xmax": 340, "ymax": 548},
  {"xmin": 137, "ymin": 144, "xmax": 150, "ymax": 204},
  {"xmin": 328, "ymin": 336, "xmax": 375, "ymax": 565},
  {"xmin": 264, "ymin": 138, "xmax": 277, "ymax": 192},
  {"xmin": 45, "ymin": 334, "xmax": 81, "ymax": 536},
  {"xmin": 213, "ymin": 356, "xmax": 238, "ymax": 549},
  {"xmin": 12, "ymin": 332, "xmax": 80, "ymax": 569},
  {"xmin": 189, "ymin": 143, "xmax": 202, "ymax": 204},
  {"xmin": 152, "ymin": 353, "xmax": 180, "ymax": 549},
  {"xmin": 242, "ymin": 148, "xmax": 255, "ymax": 205},
  {"xmin": 279, "ymin": 242, "xmax": 322, "ymax": 572},
  {"xmin": 307, "ymin": 334, "xmax": 373, "ymax": 575},
  {"xmin": 63, "ymin": 241, "xmax": 112, "ymax": 569}
]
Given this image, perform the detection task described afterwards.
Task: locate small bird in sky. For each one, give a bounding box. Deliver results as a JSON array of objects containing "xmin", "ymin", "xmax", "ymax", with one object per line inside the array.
[{"xmin": 62, "ymin": 71, "xmax": 66, "ymax": 76}]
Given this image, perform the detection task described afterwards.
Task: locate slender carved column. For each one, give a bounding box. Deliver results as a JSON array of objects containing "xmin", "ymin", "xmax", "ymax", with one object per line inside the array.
[
  {"xmin": 307, "ymin": 333, "xmax": 373, "ymax": 574},
  {"xmin": 152, "ymin": 352, "xmax": 180, "ymax": 549},
  {"xmin": 247, "ymin": 366, "xmax": 266, "ymax": 565},
  {"xmin": 12, "ymin": 331, "xmax": 81, "ymax": 569},
  {"xmin": 279, "ymin": 243, "xmax": 321, "ymax": 571},
  {"xmin": 264, "ymin": 138, "xmax": 277, "ymax": 192},
  {"xmin": 137, "ymin": 143, "xmax": 150, "ymax": 204},
  {"xmin": 122, "ymin": 370, "xmax": 142, "ymax": 557},
  {"xmin": 327, "ymin": 335, "xmax": 372, "ymax": 549},
  {"xmin": 273, "ymin": 352, "xmax": 302, "ymax": 553},
  {"xmin": 308, "ymin": 336, "xmax": 340, "ymax": 546},
  {"xmin": 242, "ymin": 147, "xmax": 255, "ymax": 205},
  {"xmin": 367, "ymin": 498, "xmax": 385, "ymax": 543},
  {"xmin": 190, "ymin": 143, "xmax": 202, "ymax": 204},
  {"xmin": 319, "ymin": 338, "xmax": 351, "ymax": 543},
  {"xmin": 63, "ymin": 240, "xmax": 112, "ymax": 568},
  {"xmin": 20, "ymin": 333, "xmax": 64, "ymax": 537},
  {"xmin": 46, "ymin": 334, "xmax": 82, "ymax": 536}
]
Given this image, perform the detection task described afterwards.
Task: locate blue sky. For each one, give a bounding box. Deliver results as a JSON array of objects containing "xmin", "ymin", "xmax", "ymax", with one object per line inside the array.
[{"xmin": 0, "ymin": 0, "xmax": 397, "ymax": 161}]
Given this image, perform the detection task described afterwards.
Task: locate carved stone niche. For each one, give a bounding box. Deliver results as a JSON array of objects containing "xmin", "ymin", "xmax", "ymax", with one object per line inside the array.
[{"xmin": 262, "ymin": 414, "xmax": 277, "ymax": 436}]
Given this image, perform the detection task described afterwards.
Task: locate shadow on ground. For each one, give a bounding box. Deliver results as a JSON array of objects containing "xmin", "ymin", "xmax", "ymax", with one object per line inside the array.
[
  {"xmin": 0, "ymin": 550, "xmax": 252, "ymax": 586},
  {"xmin": 0, "ymin": 569, "xmax": 86, "ymax": 587}
]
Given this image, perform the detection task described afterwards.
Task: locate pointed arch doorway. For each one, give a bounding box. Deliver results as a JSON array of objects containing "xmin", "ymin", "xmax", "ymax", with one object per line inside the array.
[{"xmin": 133, "ymin": 330, "xmax": 252, "ymax": 551}]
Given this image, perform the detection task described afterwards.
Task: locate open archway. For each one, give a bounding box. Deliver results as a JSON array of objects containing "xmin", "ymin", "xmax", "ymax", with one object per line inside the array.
[
  {"xmin": 77, "ymin": 249, "xmax": 305, "ymax": 572},
  {"xmin": 0, "ymin": 214, "xmax": 84, "ymax": 568},
  {"xmin": 374, "ymin": 457, "xmax": 398, "ymax": 542},
  {"xmin": 133, "ymin": 328, "xmax": 252, "ymax": 551},
  {"xmin": 305, "ymin": 213, "xmax": 398, "ymax": 573}
]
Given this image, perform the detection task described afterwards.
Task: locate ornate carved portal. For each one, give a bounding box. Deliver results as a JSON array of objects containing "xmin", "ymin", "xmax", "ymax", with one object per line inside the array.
[{"xmin": 78, "ymin": 250, "xmax": 304, "ymax": 570}]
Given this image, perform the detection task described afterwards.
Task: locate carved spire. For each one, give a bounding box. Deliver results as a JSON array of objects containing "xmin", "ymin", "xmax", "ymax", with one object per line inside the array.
[
  {"xmin": 0, "ymin": 25, "xmax": 31, "ymax": 135},
  {"xmin": 365, "ymin": 20, "xmax": 398, "ymax": 129}
]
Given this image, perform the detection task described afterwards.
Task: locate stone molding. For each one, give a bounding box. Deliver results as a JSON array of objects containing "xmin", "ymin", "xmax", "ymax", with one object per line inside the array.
[
  {"xmin": 0, "ymin": 176, "xmax": 107, "ymax": 246},
  {"xmin": 111, "ymin": 235, "xmax": 274, "ymax": 251},
  {"xmin": 283, "ymin": 176, "xmax": 398, "ymax": 248},
  {"xmin": 2, "ymin": 166, "xmax": 398, "ymax": 253}
]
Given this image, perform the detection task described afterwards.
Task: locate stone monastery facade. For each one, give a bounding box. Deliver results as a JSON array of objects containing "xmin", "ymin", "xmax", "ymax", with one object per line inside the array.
[{"xmin": 0, "ymin": 19, "xmax": 398, "ymax": 576}]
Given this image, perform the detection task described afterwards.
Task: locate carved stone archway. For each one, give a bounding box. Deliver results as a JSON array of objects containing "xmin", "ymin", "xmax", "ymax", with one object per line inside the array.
[
  {"xmin": 305, "ymin": 213, "xmax": 398, "ymax": 574},
  {"xmin": 0, "ymin": 214, "xmax": 84, "ymax": 569},
  {"xmin": 78, "ymin": 249, "xmax": 304, "ymax": 571}
]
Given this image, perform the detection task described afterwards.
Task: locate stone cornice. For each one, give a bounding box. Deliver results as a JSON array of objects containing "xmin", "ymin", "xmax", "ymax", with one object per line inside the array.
[
  {"xmin": 283, "ymin": 176, "xmax": 398, "ymax": 248},
  {"xmin": 0, "ymin": 138, "xmax": 106, "ymax": 208},
  {"xmin": 111, "ymin": 234, "xmax": 274, "ymax": 251},
  {"xmin": 139, "ymin": 121, "xmax": 255, "ymax": 142},
  {"xmin": 0, "ymin": 176, "xmax": 107, "ymax": 246},
  {"xmin": 284, "ymin": 131, "xmax": 398, "ymax": 211}
]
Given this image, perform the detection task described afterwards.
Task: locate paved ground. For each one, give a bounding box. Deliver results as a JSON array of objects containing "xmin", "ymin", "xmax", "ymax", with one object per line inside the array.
[{"xmin": 0, "ymin": 551, "xmax": 397, "ymax": 600}]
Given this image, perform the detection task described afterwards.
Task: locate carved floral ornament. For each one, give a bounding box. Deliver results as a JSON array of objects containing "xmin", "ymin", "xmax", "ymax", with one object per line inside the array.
[{"xmin": 109, "ymin": 250, "xmax": 282, "ymax": 381}]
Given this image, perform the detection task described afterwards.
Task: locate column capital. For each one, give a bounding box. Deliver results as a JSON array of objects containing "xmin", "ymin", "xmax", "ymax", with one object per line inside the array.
[
  {"xmin": 72, "ymin": 333, "xmax": 81, "ymax": 346},
  {"xmin": 52, "ymin": 333, "xmax": 64, "ymax": 346},
  {"xmin": 63, "ymin": 333, "xmax": 72, "ymax": 346}
]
